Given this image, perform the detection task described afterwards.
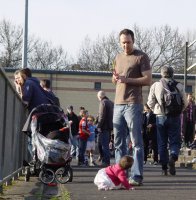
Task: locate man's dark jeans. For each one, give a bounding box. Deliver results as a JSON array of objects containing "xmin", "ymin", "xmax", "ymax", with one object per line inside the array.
[
  {"xmin": 156, "ymin": 115, "xmax": 181, "ymax": 168},
  {"xmin": 99, "ymin": 130, "xmax": 110, "ymax": 165}
]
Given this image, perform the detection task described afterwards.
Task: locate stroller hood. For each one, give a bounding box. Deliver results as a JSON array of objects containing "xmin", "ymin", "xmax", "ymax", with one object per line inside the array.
[{"xmin": 22, "ymin": 104, "xmax": 65, "ymax": 136}]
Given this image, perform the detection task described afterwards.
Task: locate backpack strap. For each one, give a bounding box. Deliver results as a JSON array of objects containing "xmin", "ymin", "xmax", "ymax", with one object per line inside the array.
[
  {"xmin": 160, "ymin": 78, "xmax": 183, "ymax": 114},
  {"xmin": 160, "ymin": 78, "xmax": 177, "ymax": 113},
  {"xmin": 159, "ymin": 79, "xmax": 167, "ymax": 112},
  {"xmin": 160, "ymin": 78, "xmax": 179, "ymax": 93}
]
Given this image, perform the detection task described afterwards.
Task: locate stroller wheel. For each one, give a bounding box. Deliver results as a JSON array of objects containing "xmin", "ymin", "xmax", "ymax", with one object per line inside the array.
[
  {"xmin": 39, "ymin": 168, "xmax": 55, "ymax": 184},
  {"xmin": 55, "ymin": 166, "xmax": 73, "ymax": 184}
]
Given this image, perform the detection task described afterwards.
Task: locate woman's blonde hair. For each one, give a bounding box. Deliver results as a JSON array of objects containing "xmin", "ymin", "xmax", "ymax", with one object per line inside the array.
[{"xmin": 119, "ymin": 155, "xmax": 134, "ymax": 170}]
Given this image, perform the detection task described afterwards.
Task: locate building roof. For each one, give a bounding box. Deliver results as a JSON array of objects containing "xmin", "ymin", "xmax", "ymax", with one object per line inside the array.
[{"xmin": 3, "ymin": 68, "xmax": 196, "ymax": 80}]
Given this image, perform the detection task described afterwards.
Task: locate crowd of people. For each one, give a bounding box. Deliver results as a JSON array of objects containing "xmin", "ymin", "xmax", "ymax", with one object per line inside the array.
[
  {"xmin": 67, "ymin": 90, "xmax": 114, "ymax": 167},
  {"xmin": 13, "ymin": 28, "xmax": 196, "ymax": 191}
]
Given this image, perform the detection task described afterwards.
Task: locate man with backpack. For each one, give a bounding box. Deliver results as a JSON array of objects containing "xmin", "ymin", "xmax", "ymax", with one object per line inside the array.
[{"xmin": 147, "ymin": 66, "xmax": 187, "ymax": 176}]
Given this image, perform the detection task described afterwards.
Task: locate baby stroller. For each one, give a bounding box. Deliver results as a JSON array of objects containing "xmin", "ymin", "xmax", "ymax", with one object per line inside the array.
[{"xmin": 22, "ymin": 104, "xmax": 73, "ymax": 184}]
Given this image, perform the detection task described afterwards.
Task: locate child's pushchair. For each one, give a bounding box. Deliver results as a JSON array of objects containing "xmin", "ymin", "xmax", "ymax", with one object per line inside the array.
[{"xmin": 22, "ymin": 104, "xmax": 73, "ymax": 184}]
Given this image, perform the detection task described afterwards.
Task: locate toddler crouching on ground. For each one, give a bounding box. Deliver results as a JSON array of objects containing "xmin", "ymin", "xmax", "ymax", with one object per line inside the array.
[{"xmin": 94, "ymin": 155, "xmax": 134, "ymax": 190}]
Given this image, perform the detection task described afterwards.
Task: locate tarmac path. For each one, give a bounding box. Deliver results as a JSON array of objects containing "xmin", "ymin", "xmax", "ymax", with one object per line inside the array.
[
  {"xmin": 1, "ymin": 159, "xmax": 196, "ymax": 200},
  {"xmin": 64, "ymin": 162, "xmax": 196, "ymax": 200}
]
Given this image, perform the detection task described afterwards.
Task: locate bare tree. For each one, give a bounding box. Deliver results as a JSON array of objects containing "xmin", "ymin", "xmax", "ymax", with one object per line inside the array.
[
  {"xmin": 28, "ymin": 40, "xmax": 70, "ymax": 70},
  {"xmin": 0, "ymin": 19, "xmax": 23, "ymax": 68},
  {"xmin": 133, "ymin": 24, "xmax": 185, "ymax": 73},
  {"xmin": 77, "ymin": 25, "xmax": 187, "ymax": 73},
  {"xmin": 1, "ymin": 19, "xmax": 193, "ymax": 73},
  {"xmin": 0, "ymin": 19, "xmax": 71, "ymax": 70},
  {"xmin": 184, "ymin": 30, "xmax": 196, "ymax": 73},
  {"xmin": 77, "ymin": 33, "xmax": 120, "ymax": 71},
  {"xmin": 76, "ymin": 36, "xmax": 94, "ymax": 70}
]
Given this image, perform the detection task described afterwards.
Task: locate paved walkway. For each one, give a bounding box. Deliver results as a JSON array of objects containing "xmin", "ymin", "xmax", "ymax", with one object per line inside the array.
[
  {"xmin": 1, "ymin": 159, "xmax": 196, "ymax": 200},
  {"xmin": 64, "ymin": 161, "xmax": 196, "ymax": 200}
]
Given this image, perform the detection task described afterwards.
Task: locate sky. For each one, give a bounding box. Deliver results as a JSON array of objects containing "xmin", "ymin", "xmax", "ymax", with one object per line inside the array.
[{"xmin": 0, "ymin": 0, "xmax": 196, "ymax": 59}]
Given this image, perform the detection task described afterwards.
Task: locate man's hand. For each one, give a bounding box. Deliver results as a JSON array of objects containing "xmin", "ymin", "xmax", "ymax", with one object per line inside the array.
[
  {"xmin": 117, "ymin": 76, "xmax": 127, "ymax": 83},
  {"xmin": 112, "ymin": 73, "xmax": 119, "ymax": 82},
  {"xmin": 113, "ymin": 72, "xmax": 127, "ymax": 83}
]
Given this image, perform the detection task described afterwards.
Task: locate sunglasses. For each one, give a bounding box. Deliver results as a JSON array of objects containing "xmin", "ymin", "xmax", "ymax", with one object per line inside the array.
[{"xmin": 87, "ymin": 119, "xmax": 93, "ymax": 122}]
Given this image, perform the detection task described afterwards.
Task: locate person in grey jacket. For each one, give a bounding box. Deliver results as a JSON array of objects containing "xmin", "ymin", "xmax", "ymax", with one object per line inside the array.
[
  {"xmin": 147, "ymin": 66, "xmax": 187, "ymax": 176},
  {"xmin": 97, "ymin": 90, "xmax": 114, "ymax": 166}
]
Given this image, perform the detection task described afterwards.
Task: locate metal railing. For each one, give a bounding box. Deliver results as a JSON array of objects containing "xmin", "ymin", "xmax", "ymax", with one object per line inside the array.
[
  {"xmin": 184, "ymin": 40, "xmax": 196, "ymax": 92},
  {"xmin": 0, "ymin": 67, "xmax": 28, "ymax": 192}
]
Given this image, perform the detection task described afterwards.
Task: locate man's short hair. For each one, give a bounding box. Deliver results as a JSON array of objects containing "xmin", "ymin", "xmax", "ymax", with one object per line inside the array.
[
  {"xmin": 161, "ymin": 66, "xmax": 174, "ymax": 78},
  {"xmin": 119, "ymin": 29, "xmax": 134, "ymax": 43}
]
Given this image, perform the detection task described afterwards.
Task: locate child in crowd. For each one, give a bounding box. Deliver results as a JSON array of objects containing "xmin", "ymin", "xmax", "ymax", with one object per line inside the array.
[
  {"xmin": 94, "ymin": 155, "xmax": 135, "ymax": 190},
  {"xmin": 85, "ymin": 115, "xmax": 96, "ymax": 166},
  {"xmin": 78, "ymin": 109, "xmax": 91, "ymax": 166}
]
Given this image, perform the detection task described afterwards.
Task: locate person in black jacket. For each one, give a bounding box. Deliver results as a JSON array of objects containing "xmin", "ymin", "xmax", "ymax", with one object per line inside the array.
[
  {"xmin": 97, "ymin": 90, "xmax": 114, "ymax": 166},
  {"xmin": 66, "ymin": 105, "xmax": 80, "ymax": 159},
  {"xmin": 142, "ymin": 104, "xmax": 158, "ymax": 165}
]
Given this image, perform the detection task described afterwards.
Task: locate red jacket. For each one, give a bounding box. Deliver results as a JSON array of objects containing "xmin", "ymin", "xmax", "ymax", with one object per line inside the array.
[
  {"xmin": 105, "ymin": 164, "xmax": 132, "ymax": 190},
  {"xmin": 79, "ymin": 117, "xmax": 90, "ymax": 140}
]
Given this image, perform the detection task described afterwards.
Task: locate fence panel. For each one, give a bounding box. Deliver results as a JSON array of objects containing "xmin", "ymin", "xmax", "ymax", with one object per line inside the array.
[{"xmin": 0, "ymin": 67, "xmax": 28, "ymax": 191}]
